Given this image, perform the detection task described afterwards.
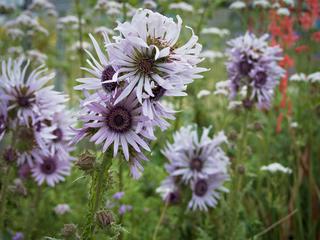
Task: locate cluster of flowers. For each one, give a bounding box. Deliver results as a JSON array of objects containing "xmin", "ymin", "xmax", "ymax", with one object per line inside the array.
[
  {"xmin": 157, "ymin": 125, "xmax": 230, "ymax": 211},
  {"xmin": 4, "ymin": 11, "xmax": 49, "ymax": 40},
  {"xmin": 225, "ymin": 32, "xmax": 285, "ymax": 109},
  {"xmin": 73, "ymin": 9, "xmax": 206, "ymax": 179},
  {"xmin": 0, "ymin": 58, "xmax": 74, "ymax": 187}
]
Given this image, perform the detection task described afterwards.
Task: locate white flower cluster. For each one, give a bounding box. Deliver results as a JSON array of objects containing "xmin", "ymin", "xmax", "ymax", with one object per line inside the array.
[
  {"xmin": 4, "ymin": 11, "xmax": 49, "ymax": 39},
  {"xmin": 290, "ymin": 72, "xmax": 320, "ymax": 83}
]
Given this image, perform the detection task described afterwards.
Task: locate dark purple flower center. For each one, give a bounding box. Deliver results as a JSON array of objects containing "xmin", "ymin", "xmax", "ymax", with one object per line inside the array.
[
  {"xmin": 107, "ymin": 106, "xmax": 132, "ymax": 133},
  {"xmin": 239, "ymin": 59, "xmax": 253, "ymax": 75},
  {"xmin": 17, "ymin": 95, "xmax": 33, "ymax": 108},
  {"xmin": 53, "ymin": 128, "xmax": 63, "ymax": 142},
  {"xmin": 35, "ymin": 121, "xmax": 42, "ymax": 132},
  {"xmin": 138, "ymin": 58, "xmax": 154, "ymax": 74},
  {"xmin": 190, "ymin": 157, "xmax": 203, "ymax": 172},
  {"xmin": 195, "ymin": 179, "xmax": 208, "ymax": 197},
  {"xmin": 101, "ymin": 66, "xmax": 117, "ymax": 92},
  {"xmin": 166, "ymin": 190, "xmax": 180, "ymax": 204},
  {"xmin": 254, "ymin": 71, "xmax": 267, "ymax": 87},
  {"xmin": 151, "ymin": 85, "xmax": 166, "ymax": 101},
  {"xmin": 242, "ymin": 98, "xmax": 254, "ymax": 109},
  {"xmin": 40, "ymin": 157, "xmax": 57, "ymax": 175}
]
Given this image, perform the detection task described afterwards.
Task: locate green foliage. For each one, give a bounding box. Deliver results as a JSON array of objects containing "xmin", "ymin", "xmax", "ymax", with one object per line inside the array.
[{"xmin": 0, "ymin": 0, "xmax": 320, "ymax": 240}]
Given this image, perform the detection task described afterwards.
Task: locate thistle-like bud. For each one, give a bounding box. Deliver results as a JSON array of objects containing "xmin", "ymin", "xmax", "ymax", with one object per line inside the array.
[
  {"xmin": 3, "ymin": 147, "xmax": 17, "ymax": 164},
  {"xmin": 237, "ymin": 165, "xmax": 246, "ymax": 175},
  {"xmin": 10, "ymin": 179, "xmax": 27, "ymax": 197},
  {"xmin": 253, "ymin": 122, "xmax": 263, "ymax": 131},
  {"xmin": 96, "ymin": 210, "xmax": 114, "ymax": 228},
  {"xmin": 75, "ymin": 151, "xmax": 95, "ymax": 171},
  {"xmin": 61, "ymin": 223, "xmax": 77, "ymax": 238},
  {"xmin": 242, "ymin": 98, "xmax": 253, "ymax": 110},
  {"xmin": 228, "ymin": 130, "xmax": 238, "ymax": 141}
]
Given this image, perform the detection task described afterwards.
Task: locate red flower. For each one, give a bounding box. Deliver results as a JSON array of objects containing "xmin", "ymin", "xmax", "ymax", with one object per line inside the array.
[
  {"xmin": 276, "ymin": 113, "xmax": 283, "ymax": 133},
  {"xmin": 295, "ymin": 45, "xmax": 309, "ymax": 53},
  {"xmin": 312, "ymin": 32, "xmax": 320, "ymax": 42},
  {"xmin": 299, "ymin": 13, "xmax": 313, "ymax": 30},
  {"xmin": 279, "ymin": 55, "xmax": 294, "ymax": 69}
]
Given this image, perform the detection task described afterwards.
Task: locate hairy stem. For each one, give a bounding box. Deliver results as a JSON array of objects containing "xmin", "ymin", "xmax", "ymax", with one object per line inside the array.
[
  {"xmin": 0, "ymin": 166, "xmax": 11, "ymax": 231},
  {"xmin": 82, "ymin": 151, "xmax": 113, "ymax": 240},
  {"xmin": 228, "ymin": 111, "xmax": 249, "ymax": 239}
]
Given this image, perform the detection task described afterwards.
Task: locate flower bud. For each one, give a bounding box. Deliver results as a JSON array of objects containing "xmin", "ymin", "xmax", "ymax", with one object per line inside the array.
[
  {"xmin": 3, "ymin": 147, "xmax": 17, "ymax": 164},
  {"xmin": 253, "ymin": 122, "xmax": 263, "ymax": 131},
  {"xmin": 237, "ymin": 165, "xmax": 246, "ymax": 175},
  {"xmin": 242, "ymin": 98, "xmax": 253, "ymax": 110},
  {"xmin": 75, "ymin": 151, "xmax": 95, "ymax": 171},
  {"xmin": 96, "ymin": 210, "xmax": 114, "ymax": 228},
  {"xmin": 61, "ymin": 223, "xmax": 77, "ymax": 238},
  {"xmin": 10, "ymin": 179, "xmax": 27, "ymax": 197}
]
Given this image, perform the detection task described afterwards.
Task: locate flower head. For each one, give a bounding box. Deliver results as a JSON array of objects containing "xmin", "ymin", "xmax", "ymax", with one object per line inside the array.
[
  {"xmin": 0, "ymin": 58, "xmax": 66, "ymax": 125},
  {"xmin": 225, "ymin": 32, "xmax": 285, "ymax": 109},
  {"xmin": 106, "ymin": 9, "xmax": 207, "ymax": 116},
  {"xmin": 76, "ymin": 91, "xmax": 152, "ymax": 160},
  {"xmin": 74, "ymin": 9, "xmax": 206, "ymax": 180},
  {"xmin": 163, "ymin": 126, "xmax": 229, "ymax": 183},
  {"xmin": 31, "ymin": 151, "xmax": 72, "ymax": 187},
  {"xmin": 158, "ymin": 125, "xmax": 230, "ymax": 211},
  {"xmin": 188, "ymin": 174, "xmax": 229, "ymax": 211},
  {"xmin": 54, "ymin": 204, "xmax": 71, "ymax": 215}
]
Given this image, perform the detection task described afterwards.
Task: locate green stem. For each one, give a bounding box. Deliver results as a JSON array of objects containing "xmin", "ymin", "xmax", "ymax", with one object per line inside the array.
[
  {"xmin": 0, "ymin": 166, "xmax": 11, "ymax": 231},
  {"xmin": 228, "ymin": 111, "xmax": 249, "ymax": 239},
  {"xmin": 82, "ymin": 151, "xmax": 113, "ymax": 240},
  {"xmin": 122, "ymin": 0, "xmax": 127, "ymax": 21},
  {"xmin": 118, "ymin": 157, "xmax": 124, "ymax": 240},
  {"xmin": 152, "ymin": 200, "xmax": 169, "ymax": 240},
  {"xmin": 25, "ymin": 185, "xmax": 42, "ymax": 239},
  {"xmin": 75, "ymin": 0, "xmax": 84, "ymax": 77},
  {"xmin": 174, "ymin": 98, "xmax": 183, "ymax": 131},
  {"xmin": 0, "ymin": 134, "xmax": 16, "ymax": 231}
]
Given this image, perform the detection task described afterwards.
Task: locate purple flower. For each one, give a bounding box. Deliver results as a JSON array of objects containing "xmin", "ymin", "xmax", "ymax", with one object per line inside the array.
[
  {"xmin": 119, "ymin": 204, "xmax": 132, "ymax": 215},
  {"xmin": 31, "ymin": 151, "xmax": 72, "ymax": 187},
  {"xmin": 74, "ymin": 9, "xmax": 207, "ymax": 180},
  {"xmin": 15, "ymin": 124, "xmax": 55, "ymax": 166},
  {"xmin": 157, "ymin": 125, "xmax": 230, "ymax": 211},
  {"xmin": 162, "ymin": 126, "xmax": 229, "ymax": 183},
  {"xmin": 188, "ymin": 174, "xmax": 229, "ymax": 211},
  {"xmin": 225, "ymin": 32, "xmax": 285, "ymax": 109},
  {"xmin": 0, "ymin": 57, "xmax": 73, "ymax": 187},
  {"xmin": 0, "ymin": 58, "xmax": 66, "ymax": 125},
  {"xmin": 128, "ymin": 152, "xmax": 149, "ymax": 179},
  {"xmin": 74, "ymin": 34, "xmax": 119, "ymax": 93},
  {"xmin": 156, "ymin": 176, "xmax": 179, "ymax": 203},
  {"xmin": 112, "ymin": 191, "xmax": 125, "ymax": 200},
  {"xmin": 12, "ymin": 232, "xmax": 24, "ymax": 240},
  {"xmin": 19, "ymin": 163, "xmax": 31, "ymax": 179},
  {"xmin": 75, "ymin": 91, "xmax": 152, "ymax": 160},
  {"xmin": 42, "ymin": 111, "xmax": 76, "ymax": 159},
  {"xmin": 54, "ymin": 204, "xmax": 71, "ymax": 215},
  {"xmin": 106, "ymin": 9, "xmax": 207, "ymax": 117}
]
